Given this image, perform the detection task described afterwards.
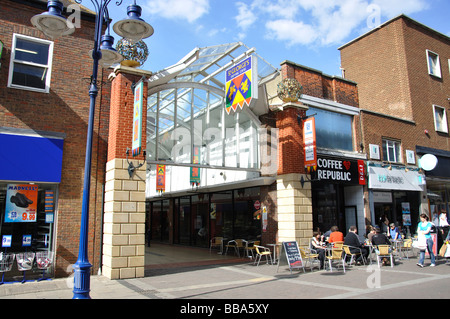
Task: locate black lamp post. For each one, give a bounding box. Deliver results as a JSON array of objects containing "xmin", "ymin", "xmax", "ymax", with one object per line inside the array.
[{"xmin": 31, "ymin": 0, "xmax": 153, "ymax": 299}]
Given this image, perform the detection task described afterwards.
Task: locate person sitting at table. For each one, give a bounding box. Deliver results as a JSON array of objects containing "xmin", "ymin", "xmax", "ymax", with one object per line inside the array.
[
  {"xmin": 328, "ymin": 226, "xmax": 344, "ymax": 244},
  {"xmin": 367, "ymin": 226, "xmax": 376, "ymax": 243},
  {"xmin": 343, "ymin": 226, "xmax": 369, "ymax": 264},
  {"xmin": 372, "ymin": 226, "xmax": 392, "ymax": 265},
  {"xmin": 389, "ymin": 223, "xmax": 402, "ymax": 240},
  {"xmin": 310, "ymin": 231, "xmax": 326, "ymax": 269}
]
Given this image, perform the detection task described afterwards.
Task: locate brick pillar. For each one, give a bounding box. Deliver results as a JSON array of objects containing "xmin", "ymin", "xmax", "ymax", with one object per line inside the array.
[
  {"xmin": 276, "ymin": 103, "xmax": 313, "ymax": 247},
  {"xmin": 102, "ymin": 67, "xmax": 150, "ymax": 279}
]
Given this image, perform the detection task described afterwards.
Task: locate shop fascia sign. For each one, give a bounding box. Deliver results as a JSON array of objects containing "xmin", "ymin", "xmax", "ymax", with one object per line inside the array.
[
  {"xmin": 313, "ymin": 156, "xmax": 366, "ymax": 185},
  {"xmin": 367, "ymin": 166, "xmax": 423, "ymax": 191},
  {"xmin": 225, "ymin": 55, "xmax": 258, "ymax": 114}
]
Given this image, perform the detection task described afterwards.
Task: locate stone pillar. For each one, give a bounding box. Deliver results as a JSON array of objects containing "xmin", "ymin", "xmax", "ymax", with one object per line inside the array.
[
  {"xmin": 102, "ymin": 66, "xmax": 150, "ymax": 279},
  {"xmin": 276, "ymin": 104, "xmax": 313, "ymax": 247}
]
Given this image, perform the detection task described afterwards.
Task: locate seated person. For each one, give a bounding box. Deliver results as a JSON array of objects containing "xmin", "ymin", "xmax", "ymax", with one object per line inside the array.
[
  {"xmin": 372, "ymin": 226, "xmax": 391, "ymax": 246},
  {"xmin": 343, "ymin": 226, "xmax": 369, "ymax": 264},
  {"xmin": 389, "ymin": 223, "xmax": 402, "ymax": 240},
  {"xmin": 371, "ymin": 226, "xmax": 393, "ymax": 265},
  {"xmin": 328, "ymin": 226, "xmax": 344, "ymax": 244},
  {"xmin": 310, "ymin": 231, "xmax": 326, "ymax": 269}
]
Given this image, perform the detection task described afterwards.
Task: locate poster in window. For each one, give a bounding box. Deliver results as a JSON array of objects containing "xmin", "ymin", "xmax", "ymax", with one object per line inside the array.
[
  {"xmin": 402, "ymin": 202, "xmax": 411, "ymax": 226},
  {"xmin": 4, "ymin": 184, "xmax": 38, "ymax": 223}
]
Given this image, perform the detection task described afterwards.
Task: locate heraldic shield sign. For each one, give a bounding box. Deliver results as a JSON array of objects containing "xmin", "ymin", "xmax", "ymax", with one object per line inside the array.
[{"xmin": 225, "ymin": 55, "xmax": 258, "ymax": 114}]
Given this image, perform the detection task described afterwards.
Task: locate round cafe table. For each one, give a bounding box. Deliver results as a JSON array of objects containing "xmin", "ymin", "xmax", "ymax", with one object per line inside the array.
[{"xmin": 267, "ymin": 243, "xmax": 281, "ymax": 264}]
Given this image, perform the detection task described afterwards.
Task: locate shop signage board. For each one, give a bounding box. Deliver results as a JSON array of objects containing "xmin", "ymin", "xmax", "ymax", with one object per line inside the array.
[
  {"xmin": 368, "ymin": 166, "xmax": 423, "ymax": 191},
  {"xmin": 277, "ymin": 241, "xmax": 304, "ymax": 274},
  {"xmin": 313, "ymin": 156, "xmax": 366, "ymax": 185},
  {"xmin": 4, "ymin": 184, "xmax": 38, "ymax": 223},
  {"xmin": 303, "ymin": 117, "xmax": 317, "ymax": 172},
  {"xmin": 132, "ymin": 79, "xmax": 144, "ymax": 156},
  {"xmin": 225, "ymin": 55, "xmax": 258, "ymax": 114}
]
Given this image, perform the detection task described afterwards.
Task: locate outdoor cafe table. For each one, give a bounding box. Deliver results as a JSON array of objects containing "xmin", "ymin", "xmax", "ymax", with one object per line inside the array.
[{"xmin": 267, "ymin": 243, "xmax": 281, "ymax": 265}]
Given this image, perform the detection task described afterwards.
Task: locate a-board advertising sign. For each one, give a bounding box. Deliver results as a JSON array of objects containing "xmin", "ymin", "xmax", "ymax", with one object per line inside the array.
[{"xmin": 277, "ymin": 241, "xmax": 304, "ymax": 274}]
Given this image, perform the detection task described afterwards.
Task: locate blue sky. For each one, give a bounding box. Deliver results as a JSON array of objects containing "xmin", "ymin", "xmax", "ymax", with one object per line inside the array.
[{"xmin": 82, "ymin": 0, "xmax": 450, "ymax": 77}]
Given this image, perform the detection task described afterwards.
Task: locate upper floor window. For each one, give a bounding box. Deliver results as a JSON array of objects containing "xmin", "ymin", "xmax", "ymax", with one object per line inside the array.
[
  {"xmin": 306, "ymin": 107, "xmax": 353, "ymax": 151},
  {"xmin": 426, "ymin": 49, "xmax": 441, "ymax": 78},
  {"xmin": 433, "ymin": 105, "xmax": 448, "ymax": 133},
  {"xmin": 8, "ymin": 34, "xmax": 54, "ymax": 93},
  {"xmin": 382, "ymin": 139, "xmax": 401, "ymax": 163}
]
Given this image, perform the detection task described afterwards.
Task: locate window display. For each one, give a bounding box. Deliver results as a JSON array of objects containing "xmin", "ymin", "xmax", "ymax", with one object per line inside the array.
[{"xmin": 0, "ymin": 182, "xmax": 56, "ymax": 281}]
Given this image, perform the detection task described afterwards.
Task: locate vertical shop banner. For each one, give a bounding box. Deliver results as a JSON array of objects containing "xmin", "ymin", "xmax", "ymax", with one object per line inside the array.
[
  {"xmin": 358, "ymin": 160, "xmax": 366, "ymax": 185},
  {"xmin": 156, "ymin": 164, "xmax": 166, "ymax": 192},
  {"xmin": 303, "ymin": 117, "xmax": 317, "ymax": 171},
  {"xmin": 225, "ymin": 55, "xmax": 258, "ymax": 114},
  {"xmin": 190, "ymin": 146, "xmax": 201, "ymax": 185},
  {"xmin": 4, "ymin": 184, "xmax": 38, "ymax": 223},
  {"xmin": 132, "ymin": 79, "xmax": 144, "ymax": 157}
]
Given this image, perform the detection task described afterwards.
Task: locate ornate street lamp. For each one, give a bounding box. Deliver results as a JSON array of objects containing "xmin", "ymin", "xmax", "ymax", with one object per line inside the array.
[{"xmin": 31, "ymin": 0, "xmax": 153, "ymax": 299}]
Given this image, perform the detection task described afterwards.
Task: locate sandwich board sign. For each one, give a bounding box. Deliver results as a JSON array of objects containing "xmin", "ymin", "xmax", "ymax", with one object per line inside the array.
[{"xmin": 277, "ymin": 241, "xmax": 305, "ymax": 274}]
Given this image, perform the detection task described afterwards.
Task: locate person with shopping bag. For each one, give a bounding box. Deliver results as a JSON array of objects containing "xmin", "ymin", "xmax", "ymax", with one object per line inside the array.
[{"xmin": 417, "ymin": 214, "xmax": 436, "ymax": 268}]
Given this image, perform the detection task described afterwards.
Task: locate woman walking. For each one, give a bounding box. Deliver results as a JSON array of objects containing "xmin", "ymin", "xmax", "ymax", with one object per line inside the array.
[{"xmin": 417, "ymin": 214, "xmax": 436, "ymax": 268}]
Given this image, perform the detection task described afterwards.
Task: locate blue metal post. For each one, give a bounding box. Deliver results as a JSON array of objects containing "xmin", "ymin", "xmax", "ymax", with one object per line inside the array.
[{"xmin": 72, "ymin": 2, "xmax": 105, "ymax": 299}]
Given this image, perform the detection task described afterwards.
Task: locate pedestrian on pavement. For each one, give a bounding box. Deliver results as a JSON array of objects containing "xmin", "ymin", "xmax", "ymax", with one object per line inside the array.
[{"xmin": 417, "ymin": 214, "xmax": 436, "ymax": 268}]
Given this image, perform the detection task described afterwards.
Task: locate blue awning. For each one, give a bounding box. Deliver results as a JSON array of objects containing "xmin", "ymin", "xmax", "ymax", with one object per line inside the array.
[{"xmin": 0, "ymin": 129, "xmax": 65, "ymax": 183}]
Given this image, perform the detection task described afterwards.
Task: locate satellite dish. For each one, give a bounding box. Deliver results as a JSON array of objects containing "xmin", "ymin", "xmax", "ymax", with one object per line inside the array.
[{"xmin": 419, "ymin": 154, "xmax": 438, "ymax": 171}]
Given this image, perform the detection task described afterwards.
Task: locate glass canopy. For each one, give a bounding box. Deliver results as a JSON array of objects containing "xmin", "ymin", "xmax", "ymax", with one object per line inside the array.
[{"xmin": 146, "ymin": 42, "xmax": 279, "ymax": 196}]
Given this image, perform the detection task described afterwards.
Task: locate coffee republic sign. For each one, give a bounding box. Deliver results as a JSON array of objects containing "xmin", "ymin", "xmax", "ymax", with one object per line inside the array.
[{"xmin": 314, "ymin": 156, "xmax": 366, "ymax": 185}]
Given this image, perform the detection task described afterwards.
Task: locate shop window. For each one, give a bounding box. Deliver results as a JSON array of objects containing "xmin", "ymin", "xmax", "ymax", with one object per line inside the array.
[
  {"xmin": 426, "ymin": 50, "xmax": 441, "ymax": 78},
  {"xmin": 0, "ymin": 183, "xmax": 56, "ymax": 252},
  {"xmin": 307, "ymin": 107, "xmax": 353, "ymax": 151},
  {"xmin": 8, "ymin": 34, "xmax": 54, "ymax": 93},
  {"xmin": 433, "ymin": 105, "xmax": 448, "ymax": 133},
  {"xmin": 382, "ymin": 139, "xmax": 402, "ymax": 163}
]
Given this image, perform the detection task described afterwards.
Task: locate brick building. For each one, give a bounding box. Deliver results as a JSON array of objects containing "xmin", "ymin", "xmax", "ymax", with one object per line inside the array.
[
  {"xmin": 0, "ymin": 0, "xmax": 110, "ymax": 278},
  {"xmin": 339, "ymin": 14, "xmax": 450, "ymax": 237},
  {"xmin": 268, "ymin": 61, "xmax": 365, "ymax": 242}
]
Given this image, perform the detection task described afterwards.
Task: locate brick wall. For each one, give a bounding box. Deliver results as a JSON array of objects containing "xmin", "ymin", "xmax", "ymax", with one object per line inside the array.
[
  {"xmin": 340, "ymin": 15, "xmax": 450, "ymax": 154},
  {"xmin": 0, "ymin": 0, "xmax": 110, "ymax": 277},
  {"xmin": 276, "ymin": 62, "xmax": 361, "ymax": 175}
]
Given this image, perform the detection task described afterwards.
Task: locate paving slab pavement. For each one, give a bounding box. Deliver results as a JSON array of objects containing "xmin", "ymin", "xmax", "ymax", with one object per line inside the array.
[{"xmin": 1, "ymin": 254, "xmax": 449, "ymax": 301}]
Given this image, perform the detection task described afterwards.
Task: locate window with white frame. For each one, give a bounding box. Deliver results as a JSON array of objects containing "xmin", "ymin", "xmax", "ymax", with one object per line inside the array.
[
  {"xmin": 426, "ymin": 49, "xmax": 441, "ymax": 78},
  {"xmin": 8, "ymin": 34, "xmax": 54, "ymax": 93},
  {"xmin": 433, "ymin": 105, "xmax": 448, "ymax": 133},
  {"xmin": 382, "ymin": 139, "xmax": 402, "ymax": 163}
]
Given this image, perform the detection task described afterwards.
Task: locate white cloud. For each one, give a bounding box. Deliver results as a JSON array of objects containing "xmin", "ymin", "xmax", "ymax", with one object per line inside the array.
[
  {"xmin": 266, "ymin": 19, "xmax": 318, "ymax": 46},
  {"xmin": 235, "ymin": 2, "xmax": 257, "ymax": 31},
  {"xmin": 372, "ymin": 0, "xmax": 429, "ymax": 18},
  {"xmin": 144, "ymin": 0, "xmax": 210, "ymax": 23},
  {"xmin": 245, "ymin": 0, "xmax": 429, "ymax": 47}
]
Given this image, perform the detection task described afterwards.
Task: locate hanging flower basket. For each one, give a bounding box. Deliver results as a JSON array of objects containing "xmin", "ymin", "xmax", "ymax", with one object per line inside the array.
[{"xmin": 277, "ymin": 78, "xmax": 303, "ymax": 103}]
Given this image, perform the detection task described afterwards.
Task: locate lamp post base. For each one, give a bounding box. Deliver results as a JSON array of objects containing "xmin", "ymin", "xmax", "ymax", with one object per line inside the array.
[{"xmin": 72, "ymin": 261, "xmax": 92, "ymax": 299}]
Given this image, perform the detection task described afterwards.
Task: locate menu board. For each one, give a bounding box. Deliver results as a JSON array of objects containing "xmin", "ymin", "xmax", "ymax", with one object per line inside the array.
[{"xmin": 277, "ymin": 241, "xmax": 304, "ymax": 274}]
